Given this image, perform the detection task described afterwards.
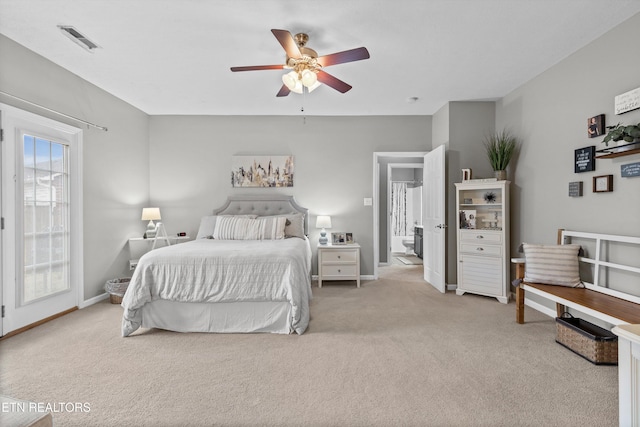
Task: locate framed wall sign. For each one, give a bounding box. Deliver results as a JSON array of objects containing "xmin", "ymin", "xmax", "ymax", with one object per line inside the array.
[
  {"xmin": 568, "ymin": 181, "xmax": 583, "ymax": 197},
  {"xmin": 593, "ymin": 175, "xmax": 613, "ymax": 193},
  {"xmin": 615, "ymin": 87, "xmax": 640, "ymax": 115},
  {"xmin": 574, "ymin": 146, "xmax": 595, "ymax": 173},
  {"xmin": 621, "ymin": 162, "xmax": 640, "ymax": 178}
]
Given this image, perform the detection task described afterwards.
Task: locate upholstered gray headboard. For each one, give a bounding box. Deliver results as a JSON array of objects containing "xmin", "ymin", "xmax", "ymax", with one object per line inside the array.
[{"xmin": 213, "ymin": 195, "xmax": 309, "ymax": 235}]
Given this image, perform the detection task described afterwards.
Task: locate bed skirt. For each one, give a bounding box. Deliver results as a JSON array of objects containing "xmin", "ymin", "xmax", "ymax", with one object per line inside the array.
[{"xmin": 139, "ymin": 299, "xmax": 293, "ymax": 334}]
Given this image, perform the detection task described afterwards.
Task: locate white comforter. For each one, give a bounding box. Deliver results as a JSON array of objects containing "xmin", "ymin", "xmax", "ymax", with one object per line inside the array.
[{"xmin": 121, "ymin": 237, "xmax": 312, "ymax": 336}]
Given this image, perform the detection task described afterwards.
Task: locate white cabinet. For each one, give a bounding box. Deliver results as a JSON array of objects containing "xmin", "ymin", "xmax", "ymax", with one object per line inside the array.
[
  {"xmin": 317, "ymin": 243, "xmax": 361, "ymax": 288},
  {"xmin": 455, "ymin": 180, "xmax": 510, "ymax": 303}
]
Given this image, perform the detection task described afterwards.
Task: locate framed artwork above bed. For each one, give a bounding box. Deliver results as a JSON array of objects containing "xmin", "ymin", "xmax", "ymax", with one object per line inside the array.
[{"xmin": 231, "ymin": 155, "xmax": 294, "ymax": 188}]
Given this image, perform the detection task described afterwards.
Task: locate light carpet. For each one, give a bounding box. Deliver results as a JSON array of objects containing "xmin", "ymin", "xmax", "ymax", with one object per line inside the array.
[{"xmin": 0, "ymin": 265, "xmax": 617, "ymax": 426}]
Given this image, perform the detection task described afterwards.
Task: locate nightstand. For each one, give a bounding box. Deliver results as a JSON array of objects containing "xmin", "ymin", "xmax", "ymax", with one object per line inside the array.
[
  {"xmin": 128, "ymin": 235, "xmax": 190, "ymax": 271},
  {"xmin": 317, "ymin": 243, "xmax": 360, "ymax": 288}
]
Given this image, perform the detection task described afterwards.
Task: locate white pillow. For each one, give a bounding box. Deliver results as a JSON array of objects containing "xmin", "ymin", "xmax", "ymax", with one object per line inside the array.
[
  {"xmin": 523, "ymin": 243, "xmax": 581, "ymax": 287},
  {"xmin": 196, "ymin": 214, "xmax": 258, "ymax": 239},
  {"xmin": 213, "ymin": 216, "xmax": 256, "ymax": 240},
  {"xmin": 196, "ymin": 216, "xmax": 217, "ymax": 239},
  {"xmin": 256, "ymin": 216, "xmax": 287, "ymax": 240},
  {"xmin": 212, "ymin": 215, "xmax": 286, "ymax": 240},
  {"xmin": 260, "ymin": 213, "xmax": 305, "ymax": 239}
]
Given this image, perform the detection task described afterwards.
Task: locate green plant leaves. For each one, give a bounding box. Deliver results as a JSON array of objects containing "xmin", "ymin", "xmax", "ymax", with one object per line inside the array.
[
  {"xmin": 602, "ymin": 123, "xmax": 640, "ymax": 146},
  {"xmin": 484, "ymin": 130, "xmax": 517, "ymax": 171}
]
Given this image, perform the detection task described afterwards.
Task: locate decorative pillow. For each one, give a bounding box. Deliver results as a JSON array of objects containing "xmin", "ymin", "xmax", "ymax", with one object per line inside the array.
[
  {"xmin": 198, "ymin": 214, "xmax": 258, "ymax": 239},
  {"xmin": 284, "ymin": 213, "xmax": 305, "ymax": 239},
  {"xmin": 523, "ymin": 243, "xmax": 581, "ymax": 287},
  {"xmin": 212, "ymin": 216, "xmax": 256, "ymax": 240},
  {"xmin": 212, "ymin": 215, "xmax": 286, "ymax": 240},
  {"xmin": 258, "ymin": 213, "xmax": 305, "ymax": 239},
  {"xmin": 196, "ymin": 216, "xmax": 217, "ymax": 239},
  {"xmin": 255, "ymin": 216, "xmax": 287, "ymax": 240}
]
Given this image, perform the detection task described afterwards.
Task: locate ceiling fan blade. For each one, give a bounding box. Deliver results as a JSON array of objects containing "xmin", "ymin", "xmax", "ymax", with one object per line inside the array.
[
  {"xmin": 271, "ymin": 29, "xmax": 301, "ymax": 59},
  {"xmin": 276, "ymin": 85, "xmax": 291, "ymax": 97},
  {"xmin": 316, "ymin": 70, "xmax": 352, "ymax": 93},
  {"xmin": 317, "ymin": 47, "xmax": 370, "ymax": 67},
  {"xmin": 230, "ymin": 64, "xmax": 285, "ymax": 72}
]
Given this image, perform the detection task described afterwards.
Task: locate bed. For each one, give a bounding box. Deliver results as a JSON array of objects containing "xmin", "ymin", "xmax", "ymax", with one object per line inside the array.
[{"xmin": 121, "ymin": 195, "xmax": 312, "ymax": 336}]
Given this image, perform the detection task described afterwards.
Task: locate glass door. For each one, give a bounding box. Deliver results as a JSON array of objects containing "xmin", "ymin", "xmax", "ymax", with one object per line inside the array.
[
  {"xmin": 1, "ymin": 104, "xmax": 82, "ymax": 336},
  {"xmin": 22, "ymin": 135, "xmax": 70, "ymax": 304}
]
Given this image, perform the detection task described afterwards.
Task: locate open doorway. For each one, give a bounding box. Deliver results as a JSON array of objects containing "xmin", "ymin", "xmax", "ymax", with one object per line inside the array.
[
  {"xmin": 387, "ymin": 163, "xmax": 423, "ymax": 266},
  {"xmin": 372, "ymin": 152, "xmax": 426, "ymax": 280}
]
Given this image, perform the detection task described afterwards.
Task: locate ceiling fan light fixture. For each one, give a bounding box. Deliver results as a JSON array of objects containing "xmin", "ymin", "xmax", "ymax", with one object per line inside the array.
[
  {"xmin": 307, "ymin": 80, "xmax": 322, "ymax": 93},
  {"xmin": 282, "ymin": 71, "xmax": 298, "ymax": 90},
  {"xmin": 282, "ymin": 71, "xmax": 303, "ymax": 94},
  {"xmin": 301, "ymin": 69, "xmax": 317, "ymax": 87}
]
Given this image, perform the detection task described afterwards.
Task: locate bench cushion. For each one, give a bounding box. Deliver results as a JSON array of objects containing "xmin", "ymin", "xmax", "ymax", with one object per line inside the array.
[{"xmin": 523, "ymin": 243, "xmax": 581, "ymax": 287}]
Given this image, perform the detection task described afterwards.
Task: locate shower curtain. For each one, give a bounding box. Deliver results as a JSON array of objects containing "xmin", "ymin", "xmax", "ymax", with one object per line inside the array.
[{"xmin": 391, "ymin": 182, "xmax": 407, "ymax": 236}]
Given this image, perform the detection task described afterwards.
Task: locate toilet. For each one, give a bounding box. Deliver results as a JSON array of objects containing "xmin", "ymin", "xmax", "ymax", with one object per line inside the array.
[{"xmin": 401, "ymin": 237, "xmax": 415, "ymax": 255}]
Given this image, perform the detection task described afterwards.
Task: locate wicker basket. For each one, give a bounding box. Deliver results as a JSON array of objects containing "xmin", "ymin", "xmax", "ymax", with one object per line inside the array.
[
  {"xmin": 555, "ymin": 313, "xmax": 618, "ymax": 365},
  {"xmin": 105, "ymin": 278, "xmax": 131, "ymax": 305}
]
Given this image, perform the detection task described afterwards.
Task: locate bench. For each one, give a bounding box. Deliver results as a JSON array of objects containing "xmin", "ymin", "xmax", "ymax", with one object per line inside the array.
[{"xmin": 514, "ymin": 229, "xmax": 640, "ymax": 326}]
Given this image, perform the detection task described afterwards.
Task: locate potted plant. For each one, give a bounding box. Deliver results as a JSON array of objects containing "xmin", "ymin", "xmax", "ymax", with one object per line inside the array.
[
  {"xmin": 602, "ymin": 122, "xmax": 640, "ymax": 146},
  {"xmin": 484, "ymin": 130, "xmax": 518, "ymax": 180}
]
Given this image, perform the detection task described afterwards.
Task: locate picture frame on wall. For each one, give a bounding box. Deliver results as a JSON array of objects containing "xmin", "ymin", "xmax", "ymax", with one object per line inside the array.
[
  {"xmin": 593, "ymin": 175, "xmax": 613, "ymax": 193},
  {"xmin": 587, "ymin": 114, "xmax": 605, "ymax": 138},
  {"xmin": 230, "ymin": 155, "xmax": 294, "ymax": 188},
  {"xmin": 331, "ymin": 232, "xmax": 347, "ymax": 245},
  {"xmin": 574, "ymin": 146, "xmax": 596, "ymax": 173}
]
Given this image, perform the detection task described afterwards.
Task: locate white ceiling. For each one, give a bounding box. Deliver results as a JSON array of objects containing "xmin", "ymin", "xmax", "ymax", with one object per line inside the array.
[{"xmin": 1, "ymin": 0, "xmax": 639, "ymax": 116}]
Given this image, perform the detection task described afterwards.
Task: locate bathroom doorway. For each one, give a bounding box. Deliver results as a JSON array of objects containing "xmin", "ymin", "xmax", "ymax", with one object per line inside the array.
[{"xmin": 387, "ymin": 163, "xmax": 423, "ymax": 266}]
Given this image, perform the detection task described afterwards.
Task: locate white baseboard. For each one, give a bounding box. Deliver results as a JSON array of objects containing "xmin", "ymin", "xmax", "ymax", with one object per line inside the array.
[
  {"xmin": 524, "ymin": 297, "xmax": 556, "ymax": 319},
  {"xmin": 80, "ymin": 292, "xmax": 109, "ymax": 309},
  {"xmin": 446, "ymin": 283, "xmax": 457, "ymax": 291}
]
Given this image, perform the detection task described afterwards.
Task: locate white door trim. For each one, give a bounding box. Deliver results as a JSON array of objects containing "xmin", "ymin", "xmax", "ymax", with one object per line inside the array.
[{"xmin": 1, "ymin": 103, "xmax": 83, "ymax": 335}]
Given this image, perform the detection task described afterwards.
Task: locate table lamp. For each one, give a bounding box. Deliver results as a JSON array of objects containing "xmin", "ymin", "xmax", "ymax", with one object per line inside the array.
[
  {"xmin": 141, "ymin": 207, "xmax": 161, "ymax": 238},
  {"xmin": 316, "ymin": 215, "xmax": 332, "ymax": 245}
]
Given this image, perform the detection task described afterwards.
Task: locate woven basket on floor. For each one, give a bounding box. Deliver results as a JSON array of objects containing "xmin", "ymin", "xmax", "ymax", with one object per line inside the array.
[
  {"xmin": 555, "ymin": 313, "xmax": 617, "ymax": 365},
  {"xmin": 105, "ymin": 278, "xmax": 131, "ymax": 305}
]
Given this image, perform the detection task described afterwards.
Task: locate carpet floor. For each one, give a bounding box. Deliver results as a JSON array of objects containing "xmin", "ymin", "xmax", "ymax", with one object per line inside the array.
[{"xmin": 0, "ymin": 265, "xmax": 617, "ymax": 426}]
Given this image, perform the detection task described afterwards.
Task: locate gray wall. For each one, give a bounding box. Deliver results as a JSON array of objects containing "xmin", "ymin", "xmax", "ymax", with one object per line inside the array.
[
  {"xmin": 2, "ymin": 10, "xmax": 638, "ymax": 302},
  {"xmin": 148, "ymin": 115, "xmax": 431, "ymax": 275},
  {"xmin": 0, "ymin": 34, "xmax": 150, "ymax": 300},
  {"xmin": 432, "ymin": 101, "xmax": 496, "ymax": 284},
  {"xmin": 496, "ymin": 12, "xmax": 640, "ymax": 251}
]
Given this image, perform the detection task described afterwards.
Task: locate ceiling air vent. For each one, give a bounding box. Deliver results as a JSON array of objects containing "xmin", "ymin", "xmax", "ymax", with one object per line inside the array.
[{"xmin": 58, "ymin": 25, "xmax": 100, "ymax": 52}]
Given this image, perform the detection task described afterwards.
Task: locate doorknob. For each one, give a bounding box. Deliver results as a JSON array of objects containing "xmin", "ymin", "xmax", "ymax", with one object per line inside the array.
[{"xmin": 435, "ymin": 224, "xmax": 447, "ymax": 229}]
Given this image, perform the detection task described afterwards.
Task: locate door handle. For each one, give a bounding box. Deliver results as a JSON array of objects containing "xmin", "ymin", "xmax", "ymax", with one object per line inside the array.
[{"xmin": 435, "ymin": 224, "xmax": 447, "ymax": 229}]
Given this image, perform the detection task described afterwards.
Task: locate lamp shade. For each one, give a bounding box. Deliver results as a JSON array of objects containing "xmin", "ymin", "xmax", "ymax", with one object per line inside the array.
[
  {"xmin": 141, "ymin": 207, "xmax": 161, "ymax": 221},
  {"xmin": 301, "ymin": 69, "xmax": 317, "ymax": 87},
  {"xmin": 315, "ymin": 215, "xmax": 332, "ymax": 229}
]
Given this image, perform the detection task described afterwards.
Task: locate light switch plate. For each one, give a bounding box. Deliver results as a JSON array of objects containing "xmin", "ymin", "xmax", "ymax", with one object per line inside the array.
[{"xmin": 363, "ymin": 198, "xmax": 373, "ymax": 206}]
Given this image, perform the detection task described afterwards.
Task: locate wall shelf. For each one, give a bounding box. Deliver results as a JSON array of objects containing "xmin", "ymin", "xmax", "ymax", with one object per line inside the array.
[{"xmin": 595, "ymin": 141, "xmax": 640, "ymax": 159}]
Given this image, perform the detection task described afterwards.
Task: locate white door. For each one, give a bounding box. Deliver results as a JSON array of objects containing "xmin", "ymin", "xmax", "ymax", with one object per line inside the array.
[
  {"xmin": 1, "ymin": 104, "xmax": 82, "ymax": 336},
  {"xmin": 423, "ymin": 145, "xmax": 446, "ymax": 292}
]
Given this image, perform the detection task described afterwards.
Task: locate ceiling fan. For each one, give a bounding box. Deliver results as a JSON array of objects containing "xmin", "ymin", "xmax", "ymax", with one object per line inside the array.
[{"xmin": 230, "ymin": 29, "xmax": 370, "ymax": 97}]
